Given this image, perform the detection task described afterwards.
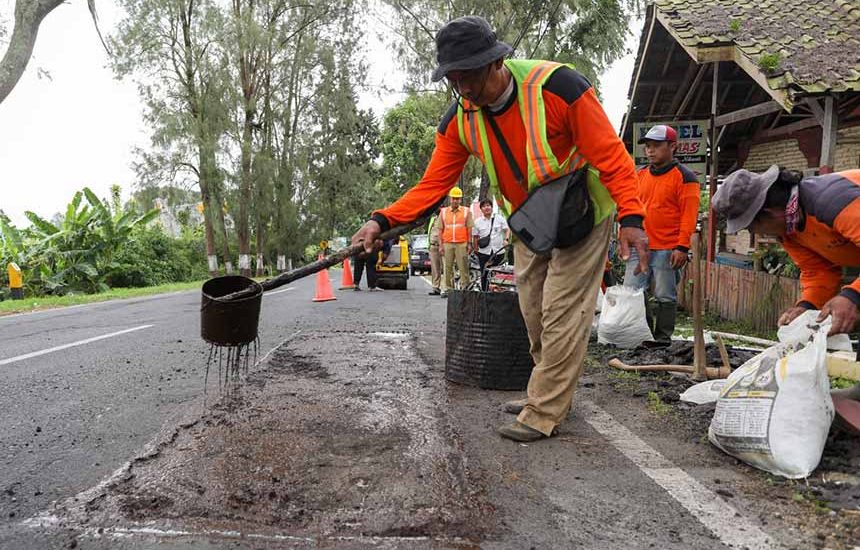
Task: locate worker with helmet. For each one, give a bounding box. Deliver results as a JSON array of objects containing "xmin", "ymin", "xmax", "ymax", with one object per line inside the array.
[{"xmin": 438, "ymin": 187, "xmax": 473, "ymax": 296}]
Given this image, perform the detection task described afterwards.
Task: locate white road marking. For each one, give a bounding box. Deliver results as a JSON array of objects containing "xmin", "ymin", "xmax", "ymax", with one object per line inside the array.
[
  {"xmin": 420, "ymin": 275, "xmax": 434, "ymax": 287},
  {"xmin": 581, "ymin": 401, "xmax": 778, "ymax": 550},
  {"xmin": 0, "ymin": 325, "xmax": 154, "ymax": 367},
  {"xmin": 265, "ymin": 287, "xmax": 295, "ymax": 295}
]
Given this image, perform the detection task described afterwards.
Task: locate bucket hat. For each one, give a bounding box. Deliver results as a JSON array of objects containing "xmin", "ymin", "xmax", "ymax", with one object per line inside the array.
[
  {"xmin": 711, "ymin": 165, "xmax": 780, "ymax": 233},
  {"xmin": 431, "ymin": 16, "xmax": 513, "ymax": 82}
]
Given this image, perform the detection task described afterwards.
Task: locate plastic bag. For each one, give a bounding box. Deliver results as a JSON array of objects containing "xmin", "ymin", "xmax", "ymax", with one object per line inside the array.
[
  {"xmin": 597, "ymin": 286, "xmax": 653, "ymax": 348},
  {"xmin": 680, "ymin": 380, "xmax": 727, "ymax": 405},
  {"xmin": 594, "ymin": 288, "xmax": 604, "ymax": 313},
  {"xmin": 777, "ymin": 309, "xmax": 852, "ymax": 351},
  {"xmin": 708, "ymin": 323, "xmax": 834, "ymax": 478}
]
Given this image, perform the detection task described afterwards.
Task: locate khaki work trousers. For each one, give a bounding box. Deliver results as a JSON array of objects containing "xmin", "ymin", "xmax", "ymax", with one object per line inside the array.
[
  {"xmin": 429, "ymin": 242, "xmax": 443, "ymax": 290},
  {"xmin": 514, "ymin": 217, "xmax": 611, "ymax": 435},
  {"xmin": 443, "ymin": 242, "xmax": 469, "ymax": 291}
]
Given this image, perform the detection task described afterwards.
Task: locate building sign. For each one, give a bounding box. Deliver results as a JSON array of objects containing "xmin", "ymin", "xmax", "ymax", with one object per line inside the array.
[{"xmin": 632, "ymin": 120, "xmax": 708, "ymax": 182}]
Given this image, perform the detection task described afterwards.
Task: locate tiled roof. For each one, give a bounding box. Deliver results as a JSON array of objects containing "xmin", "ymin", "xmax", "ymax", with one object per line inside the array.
[{"xmin": 654, "ymin": 0, "xmax": 860, "ymax": 94}]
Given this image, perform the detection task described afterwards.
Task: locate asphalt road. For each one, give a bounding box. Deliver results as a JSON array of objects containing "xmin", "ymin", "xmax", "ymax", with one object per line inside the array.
[{"xmin": 0, "ymin": 270, "xmax": 823, "ymax": 548}]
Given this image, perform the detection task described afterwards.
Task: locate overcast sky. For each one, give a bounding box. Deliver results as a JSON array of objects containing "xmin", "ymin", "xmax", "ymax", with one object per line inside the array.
[{"xmin": 0, "ymin": 2, "xmax": 639, "ymax": 227}]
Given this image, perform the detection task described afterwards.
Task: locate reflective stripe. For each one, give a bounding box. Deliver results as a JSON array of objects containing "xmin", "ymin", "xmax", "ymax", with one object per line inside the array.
[{"xmin": 523, "ymin": 64, "xmax": 556, "ymax": 184}]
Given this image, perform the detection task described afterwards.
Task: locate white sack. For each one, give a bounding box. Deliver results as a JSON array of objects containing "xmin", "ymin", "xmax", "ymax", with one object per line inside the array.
[
  {"xmin": 598, "ymin": 286, "xmax": 653, "ymax": 349},
  {"xmin": 777, "ymin": 309, "xmax": 852, "ymax": 351},
  {"xmin": 680, "ymin": 380, "xmax": 727, "ymax": 405},
  {"xmin": 708, "ymin": 323, "xmax": 834, "ymax": 478}
]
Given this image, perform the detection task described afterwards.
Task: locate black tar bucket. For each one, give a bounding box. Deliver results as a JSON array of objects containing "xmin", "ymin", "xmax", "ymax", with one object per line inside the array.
[
  {"xmin": 201, "ymin": 275, "xmax": 263, "ymax": 346},
  {"xmin": 444, "ymin": 290, "xmax": 533, "ymax": 390}
]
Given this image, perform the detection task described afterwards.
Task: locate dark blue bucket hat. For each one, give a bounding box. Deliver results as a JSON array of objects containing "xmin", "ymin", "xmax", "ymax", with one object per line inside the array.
[{"xmin": 431, "ymin": 16, "xmax": 513, "ymax": 82}]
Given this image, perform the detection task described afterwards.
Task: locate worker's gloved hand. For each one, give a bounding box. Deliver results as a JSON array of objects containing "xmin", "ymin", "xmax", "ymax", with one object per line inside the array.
[
  {"xmin": 351, "ymin": 220, "xmax": 383, "ymax": 255},
  {"xmin": 670, "ymin": 249, "xmax": 688, "ymax": 270},
  {"xmin": 778, "ymin": 305, "xmax": 809, "ymax": 327},
  {"xmin": 818, "ymin": 295, "xmax": 859, "ymax": 336},
  {"xmin": 618, "ymin": 226, "xmax": 649, "ymax": 275}
]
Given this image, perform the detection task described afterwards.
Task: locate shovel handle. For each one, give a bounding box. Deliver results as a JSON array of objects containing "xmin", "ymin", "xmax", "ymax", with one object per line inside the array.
[{"xmin": 215, "ymin": 217, "xmax": 428, "ymax": 302}]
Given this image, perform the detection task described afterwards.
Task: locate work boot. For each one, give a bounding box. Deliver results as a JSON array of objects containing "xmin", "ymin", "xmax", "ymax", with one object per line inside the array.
[
  {"xmin": 440, "ymin": 290, "xmax": 448, "ymax": 298},
  {"xmin": 501, "ymin": 398, "xmax": 528, "ymax": 414},
  {"xmin": 428, "ymin": 288, "xmax": 440, "ymax": 295},
  {"xmin": 497, "ymin": 421, "xmax": 550, "ymax": 442},
  {"xmin": 653, "ymin": 302, "xmax": 677, "ymax": 343}
]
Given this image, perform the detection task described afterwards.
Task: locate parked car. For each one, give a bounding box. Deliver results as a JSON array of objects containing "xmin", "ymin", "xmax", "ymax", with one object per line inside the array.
[{"xmin": 409, "ymin": 234, "xmax": 431, "ymax": 275}]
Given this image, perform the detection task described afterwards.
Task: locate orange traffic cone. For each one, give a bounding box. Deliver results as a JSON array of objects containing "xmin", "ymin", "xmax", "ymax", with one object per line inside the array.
[
  {"xmin": 313, "ymin": 268, "xmax": 337, "ymax": 302},
  {"xmin": 340, "ymin": 257, "xmax": 355, "ymax": 289}
]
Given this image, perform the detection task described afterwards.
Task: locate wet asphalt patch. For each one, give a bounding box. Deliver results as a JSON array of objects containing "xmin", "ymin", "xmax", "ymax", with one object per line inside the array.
[{"xmin": 25, "ymin": 330, "xmax": 490, "ymax": 547}]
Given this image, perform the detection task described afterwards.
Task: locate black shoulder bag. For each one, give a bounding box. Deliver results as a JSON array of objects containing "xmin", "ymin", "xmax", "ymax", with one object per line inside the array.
[
  {"xmin": 484, "ymin": 113, "xmax": 594, "ymax": 256},
  {"xmin": 477, "ymin": 215, "xmax": 494, "ymax": 249}
]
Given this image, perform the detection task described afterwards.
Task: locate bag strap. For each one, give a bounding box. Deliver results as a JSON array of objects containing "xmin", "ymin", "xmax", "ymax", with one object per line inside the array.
[{"xmin": 484, "ymin": 113, "xmax": 527, "ymax": 191}]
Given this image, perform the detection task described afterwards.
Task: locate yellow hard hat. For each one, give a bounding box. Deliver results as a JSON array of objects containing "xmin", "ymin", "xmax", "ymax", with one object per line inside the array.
[{"xmin": 448, "ymin": 187, "xmax": 463, "ymax": 198}]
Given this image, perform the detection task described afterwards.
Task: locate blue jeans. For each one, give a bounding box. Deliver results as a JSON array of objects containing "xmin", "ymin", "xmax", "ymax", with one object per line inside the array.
[{"xmin": 623, "ymin": 248, "xmax": 680, "ymax": 304}]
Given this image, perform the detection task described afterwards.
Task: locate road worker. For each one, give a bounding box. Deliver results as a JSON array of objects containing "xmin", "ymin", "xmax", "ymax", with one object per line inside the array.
[
  {"xmin": 625, "ymin": 124, "xmax": 701, "ymax": 342},
  {"xmin": 713, "ymin": 166, "xmax": 860, "ymax": 399},
  {"xmin": 351, "ymin": 15, "xmax": 647, "ymax": 442},
  {"xmin": 438, "ymin": 187, "xmax": 474, "ymax": 296}
]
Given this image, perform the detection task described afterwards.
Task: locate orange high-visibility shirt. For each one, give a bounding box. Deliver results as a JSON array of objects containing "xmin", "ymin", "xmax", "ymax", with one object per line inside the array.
[
  {"xmin": 441, "ymin": 206, "xmax": 471, "ymax": 244},
  {"xmin": 370, "ymin": 65, "xmax": 643, "ymax": 233},
  {"xmin": 781, "ymin": 170, "xmax": 860, "ymax": 309}
]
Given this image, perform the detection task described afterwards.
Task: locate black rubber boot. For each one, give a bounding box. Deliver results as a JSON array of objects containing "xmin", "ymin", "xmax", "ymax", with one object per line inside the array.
[{"xmin": 653, "ymin": 302, "xmax": 677, "ymax": 343}]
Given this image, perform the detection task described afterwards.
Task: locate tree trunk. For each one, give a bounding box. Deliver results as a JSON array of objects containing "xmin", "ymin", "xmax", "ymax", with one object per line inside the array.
[
  {"xmin": 0, "ymin": 0, "xmax": 65, "ymax": 104},
  {"xmin": 238, "ymin": 110, "xmax": 253, "ymax": 276}
]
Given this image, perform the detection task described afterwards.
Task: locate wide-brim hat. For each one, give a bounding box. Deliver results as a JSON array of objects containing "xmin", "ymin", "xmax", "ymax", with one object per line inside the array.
[
  {"xmin": 711, "ymin": 165, "xmax": 780, "ymax": 233},
  {"xmin": 431, "ymin": 16, "xmax": 513, "ymax": 82}
]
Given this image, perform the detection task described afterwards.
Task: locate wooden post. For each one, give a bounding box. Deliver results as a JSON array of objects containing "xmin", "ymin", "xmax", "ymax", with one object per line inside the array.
[
  {"xmin": 820, "ymin": 95, "xmax": 837, "ymax": 174},
  {"xmin": 691, "ymin": 233, "xmax": 708, "ymax": 381},
  {"xmin": 706, "ymin": 62, "xmax": 719, "ymax": 298}
]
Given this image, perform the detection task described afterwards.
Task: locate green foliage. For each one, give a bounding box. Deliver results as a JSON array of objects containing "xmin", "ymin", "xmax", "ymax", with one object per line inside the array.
[
  {"xmin": 728, "ymin": 19, "xmax": 742, "ymax": 32},
  {"xmin": 379, "ymin": 92, "xmax": 448, "ymax": 203},
  {"xmin": 753, "ymin": 244, "xmax": 799, "ymax": 278},
  {"xmin": 107, "ymin": 225, "xmax": 208, "ymax": 288},
  {"xmin": 382, "ymin": 1, "xmax": 643, "ymax": 92},
  {"xmin": 646, "ymin": 391, "xmax": 673, "ymax": 415},
  {"xmin": 0, "ymin": 187, "xmax": 203, "ymax": 298},
  {"xmin": 758, "ymin": 52, "xmax": 782, "ymax": 73}
]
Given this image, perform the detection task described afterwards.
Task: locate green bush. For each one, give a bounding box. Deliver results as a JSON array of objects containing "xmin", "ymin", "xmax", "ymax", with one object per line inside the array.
[{"xmin": 106, "ymin": 225, "xmax": 208, "ymax": 288}]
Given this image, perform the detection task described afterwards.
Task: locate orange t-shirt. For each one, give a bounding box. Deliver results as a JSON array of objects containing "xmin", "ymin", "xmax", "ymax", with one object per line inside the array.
[{"xmin": 636, "ymin": 161, "xmax": 701, "ymax": 250}]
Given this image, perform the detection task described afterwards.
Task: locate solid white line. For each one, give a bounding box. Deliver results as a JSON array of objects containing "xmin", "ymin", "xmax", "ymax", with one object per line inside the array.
[
  {"xmin": 0, "ymin": 325, "xmax": 153, "ymax": 367},
  {"xmin": 265, "ymin": 287, "xmax": 294, "ymax": 295},
  {"xmin": 581, "ymin": 401, "xmax": 778, "ymax": 550},
  {"xmin": 420, "ymin": 275, "xmax": 434, "ymax": 288}
]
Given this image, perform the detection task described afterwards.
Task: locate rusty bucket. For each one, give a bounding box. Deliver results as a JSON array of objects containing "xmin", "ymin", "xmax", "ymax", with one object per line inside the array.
[{"xmin": 201, "ymin": 275, "xmax": 263, "ymax": 346}]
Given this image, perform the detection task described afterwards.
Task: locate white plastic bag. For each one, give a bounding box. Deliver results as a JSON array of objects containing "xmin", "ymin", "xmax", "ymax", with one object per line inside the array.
[
  {"xmin": 680, "ymin": 380, "xmax": 727, "ymax": 405},
  {"xmin": 708, "ymin": 323, "xmax": 834, "ymax": 478},
  {"xmin": 594, "ymin": 288, "xmax": 604, "ymax": 313},
  {"xmin": 777, "ymin": 309, "xmax": 852, "ymax": 351},
  {"xmin": 597, "ymin": 286, "xmax": 653, "ymax": 348}
]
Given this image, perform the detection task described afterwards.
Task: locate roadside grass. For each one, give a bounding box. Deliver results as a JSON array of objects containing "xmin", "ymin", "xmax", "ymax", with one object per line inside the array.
[
  {"xmin": 646, "ymin": 391, "xmax": 673, "ymax": 416},
  {"xmin": 676, "ymin": 311, "xmax": 778, "ymax": 342},
  {"xmin": 0, "ymin": 280, "xmax": 207, "ymax": 316}
]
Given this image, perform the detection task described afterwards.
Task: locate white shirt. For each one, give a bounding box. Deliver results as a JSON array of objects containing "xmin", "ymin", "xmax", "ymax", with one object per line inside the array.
[{"xmin": 472, "ymin": 214, "xmax": 509, "ymax": 255}]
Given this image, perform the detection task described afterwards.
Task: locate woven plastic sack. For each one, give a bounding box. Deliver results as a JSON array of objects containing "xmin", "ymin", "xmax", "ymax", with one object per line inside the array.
[
  {"xmin": 708, "ymin": 323, "xmax": 834, "ymax": 478},
  {"xmin": 597, "ymin": 286, "xmax": 653, "ymax": 348},
  {"xmin": 777, "ymin": 309, "xmax": 852, "ymax": 351}
]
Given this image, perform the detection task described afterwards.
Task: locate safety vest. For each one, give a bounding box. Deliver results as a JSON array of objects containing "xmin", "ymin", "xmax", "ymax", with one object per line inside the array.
[
  {"xmin": 456, "ymin": 58, "xmax": 616, "ymax": 223},
  {"xmin": 441, "ymin": 207, "xmax": 469, "ymax": 244}
]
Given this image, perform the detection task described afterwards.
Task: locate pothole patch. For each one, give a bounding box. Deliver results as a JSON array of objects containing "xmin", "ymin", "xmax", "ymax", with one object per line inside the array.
[{"xmin": 27, "ymin": 330, "xmax": 491, "ymax": 546}]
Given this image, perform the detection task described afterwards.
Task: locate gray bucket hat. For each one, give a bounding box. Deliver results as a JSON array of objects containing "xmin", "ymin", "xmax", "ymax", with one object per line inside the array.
[
  {"xmin": 431, "ymin": 16, "xmax": 513, "ymax": 82},
  {"xmin": 711, "ymin": 165, "xmax": 780, "ymax": 233}
]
